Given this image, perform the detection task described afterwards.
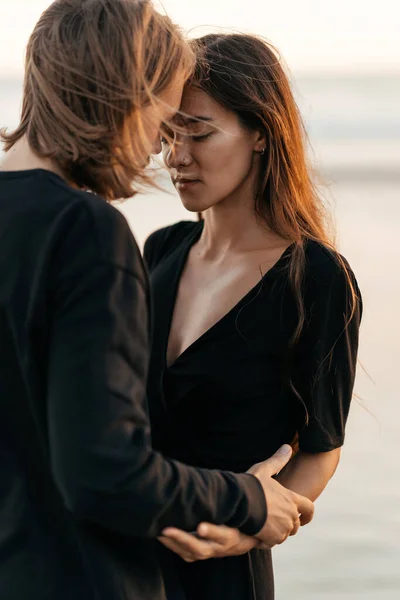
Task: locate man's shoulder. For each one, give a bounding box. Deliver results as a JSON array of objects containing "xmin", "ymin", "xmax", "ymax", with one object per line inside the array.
[{"xmin": 44, "ymin": 174, "xmax": 145, "ymax": 281}]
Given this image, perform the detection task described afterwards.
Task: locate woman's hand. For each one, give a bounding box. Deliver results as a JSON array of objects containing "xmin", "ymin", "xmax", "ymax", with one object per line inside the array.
[{"xmin": 158, "ymin": 523, "xmax": 261, "ymax": 563}]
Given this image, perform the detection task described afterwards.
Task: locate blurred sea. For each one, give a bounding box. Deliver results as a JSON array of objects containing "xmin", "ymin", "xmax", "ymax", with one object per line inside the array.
[{"xmin": 1, "ymin": 74, "xmax": 400, "ymax": 599}]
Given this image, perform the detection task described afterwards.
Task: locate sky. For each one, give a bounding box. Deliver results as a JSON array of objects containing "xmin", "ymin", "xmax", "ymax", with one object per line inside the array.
[{"xmin": 0, "ymin": 0, "xmax": 399, "ymax": 76}]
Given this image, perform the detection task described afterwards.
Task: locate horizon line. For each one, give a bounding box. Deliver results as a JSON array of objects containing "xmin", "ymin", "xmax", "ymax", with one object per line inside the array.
[{"xmin": 1, "ymin": 68, "xmax": 399, "ymax": 82}]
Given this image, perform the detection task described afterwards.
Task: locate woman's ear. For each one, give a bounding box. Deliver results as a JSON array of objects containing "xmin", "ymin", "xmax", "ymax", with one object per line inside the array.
[{"xmin": 253, "ymin": 129, "xmax": 267, "ymax": 154}]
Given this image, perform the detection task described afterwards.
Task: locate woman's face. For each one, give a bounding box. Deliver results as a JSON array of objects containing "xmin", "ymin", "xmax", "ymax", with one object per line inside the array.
[{"xmin": 161, "ymin": 85, "xmax": 265, "ymax": 212}]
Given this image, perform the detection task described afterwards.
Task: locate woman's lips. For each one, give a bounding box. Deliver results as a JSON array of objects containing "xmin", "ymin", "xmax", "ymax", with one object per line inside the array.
[{"xmin": 175, "ymin": 179, "xmax": 201, "ymax": 191}]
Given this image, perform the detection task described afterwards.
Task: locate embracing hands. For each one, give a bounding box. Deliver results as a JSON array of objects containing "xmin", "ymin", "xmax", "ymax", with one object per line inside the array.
[
  {"xmin": 158, "ymin": 522, "xmax": 261, "ymax": 563},
  {"xmin": 158, "ymin": 445, "xmax": 314, "ymax": 563}
]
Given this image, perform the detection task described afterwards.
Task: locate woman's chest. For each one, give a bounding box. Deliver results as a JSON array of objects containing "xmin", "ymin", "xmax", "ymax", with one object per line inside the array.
[
  {"xmin": 148, "ymin": 262, "xmax": 299, "ymax": 468},
  {"xmin": 167, "ymin": 260, "xmax": 270, "ymax": 367},
  {"xmin": 166, "ymin": 248, "xmax": 291, "ymax": 367},
  {"xmin": 151, "ymin": 264, "xmax": 296, "ymax": 401}
]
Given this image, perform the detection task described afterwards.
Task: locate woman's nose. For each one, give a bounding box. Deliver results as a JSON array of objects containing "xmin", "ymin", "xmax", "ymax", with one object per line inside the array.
[{"xmin": 166, "ymin": 139, "xmax": 192, "ymax": 169}]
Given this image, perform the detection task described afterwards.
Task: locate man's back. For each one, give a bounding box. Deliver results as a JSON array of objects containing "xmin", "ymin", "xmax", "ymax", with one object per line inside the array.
[
  {"xmin": 0, "ymin": 168, "xmax": 164, "ymax": 599},
  {"xmin": 0, "ymin": 168, "xmax": 267, "ymax": 600}
]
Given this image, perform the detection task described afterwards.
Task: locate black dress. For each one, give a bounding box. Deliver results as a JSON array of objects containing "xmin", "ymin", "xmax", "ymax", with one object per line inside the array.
[{"xmin": 144, "ymin": 220, "xmax": 362, "ymax": 600}]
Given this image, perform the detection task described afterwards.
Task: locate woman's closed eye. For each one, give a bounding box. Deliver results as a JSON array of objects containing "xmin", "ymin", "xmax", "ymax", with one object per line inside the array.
[
  {"xmin": 161, "ymin": 131, "xmax": 213, "ymax": 145},
  {"xmin": 191, "ymin": 132, "xmax": 213, "ymax": 142}
]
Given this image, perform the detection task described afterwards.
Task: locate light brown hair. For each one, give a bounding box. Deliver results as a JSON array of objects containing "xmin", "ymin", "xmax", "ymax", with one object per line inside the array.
[{"xmin": 1, "ymin": 0, "xmax": 194, "ymax": 200}]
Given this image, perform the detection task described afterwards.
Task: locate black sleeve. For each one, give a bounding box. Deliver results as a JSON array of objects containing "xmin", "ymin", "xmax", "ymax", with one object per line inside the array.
[
  {"xmin": 47, "ymin": 202, "xmax": 266, "ymax": 538},
  {"xmin": 292, "ymin": 257, "xmax": 362, "ymax": 453},
  {"xmin": 143, "ymin": 228, "xmax": 167, "ymax": 271},
  {"xmin": 143, "ymin": 221, "xmax": 198, "ymax": 271}
]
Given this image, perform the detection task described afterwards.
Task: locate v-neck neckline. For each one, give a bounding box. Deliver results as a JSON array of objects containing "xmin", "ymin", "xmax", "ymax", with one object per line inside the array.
[
  {"xmin": 164, "ymin": 221, "xmax": 203, "ymax": 370},
  {"xmin": 164, "ymin": 221, "xmax": 294, "ymax": 370}
]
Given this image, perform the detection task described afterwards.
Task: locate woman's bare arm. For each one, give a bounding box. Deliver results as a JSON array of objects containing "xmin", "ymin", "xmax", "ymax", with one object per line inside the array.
[{"xmin": 275, "ymin": 448, "xmax": 341, "ymax": 502}]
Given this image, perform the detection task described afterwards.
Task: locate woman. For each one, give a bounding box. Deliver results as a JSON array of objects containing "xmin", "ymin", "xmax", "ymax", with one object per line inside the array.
[
  {"xmin": 0, "ymin": 7, "xmax": 303, "ymax": 600},
  {"xmin": 145, "ymin": 33, "xmax": 362, "ymax": 599}
]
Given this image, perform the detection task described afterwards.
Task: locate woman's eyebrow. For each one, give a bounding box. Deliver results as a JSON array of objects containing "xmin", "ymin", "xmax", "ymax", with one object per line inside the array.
[{"xmin": 182, "ymin": 115, "xmax": 214, "ymax": 124}]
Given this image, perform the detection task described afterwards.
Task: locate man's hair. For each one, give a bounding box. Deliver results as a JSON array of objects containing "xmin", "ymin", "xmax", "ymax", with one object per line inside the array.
[{"xmin": 1, "ymin": 0, "xmax": 194, "ymax": 200}]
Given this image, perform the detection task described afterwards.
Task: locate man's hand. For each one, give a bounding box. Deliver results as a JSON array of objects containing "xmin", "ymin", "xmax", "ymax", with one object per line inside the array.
[
  {"xmin": 158, "ymin": 445, "xmax": 314, "ymax": 562},
  {"xmin": 158, "ymin": 523, "xmax": 259, "ymax": 563},
  {"xmin": 249, "ymin": 444, "xmax": 314, "ymax": 547}
]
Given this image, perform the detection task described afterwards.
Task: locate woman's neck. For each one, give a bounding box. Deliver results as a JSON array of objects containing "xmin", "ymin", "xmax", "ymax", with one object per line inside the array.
[{"xmin": 198, "ymin": 183, "xmax": 285, "ymax": 259}]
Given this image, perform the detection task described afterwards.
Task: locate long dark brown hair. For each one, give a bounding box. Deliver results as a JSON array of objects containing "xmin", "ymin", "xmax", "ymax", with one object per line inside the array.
[
  {"xmin": 1, "ymin": 0, "xmax": 194, "ymax": 201},
  {"xmin": 189, "ymin": 33, "xmax": 358, "ymax": 420},
  {"xmin": 190, "ymin": 33, "xmax": 357, "ymax": 339}
]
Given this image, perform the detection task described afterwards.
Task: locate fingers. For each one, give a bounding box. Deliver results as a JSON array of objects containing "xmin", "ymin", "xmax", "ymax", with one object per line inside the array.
[
  {"xmin": 293, "ymin": 493, "xmax": 315, "ymax": 525},
  {"xmin": 159, "ymin": 528, "xmax": 215, "ymax": 561},
  {"xmin": 251, "ymin": 445, "xmax": 293, "ymax": 478},
  {"xmin": 198, "ymin": 523, "xmax": 258, "ymax": 555},
  {"xmin": 197, "ymin": 523, "xmax": 240, "ymax": 546},
  {"xmin": 289, "ymin": 515, "xmax": 301, "ymax": 537},
  {"xmin": 159, "ymin": 525, "xmax": 258, "ymax": 560},
  {"xmin": 158, "ymin": 536, "xmax": 195, "ymax": 562},
  {"xmin": 266, "ymin": 445, "xmax": 293, "ymax": 475}
]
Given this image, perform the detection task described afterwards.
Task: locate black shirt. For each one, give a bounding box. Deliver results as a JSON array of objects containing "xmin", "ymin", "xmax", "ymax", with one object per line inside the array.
[
  {"xmin": 144, "ymin": 220, "xmax": 362, "ymax": 600},
  {"xmin": 0, "ymin": 170, "xmax": 266, "ymax": 600}
]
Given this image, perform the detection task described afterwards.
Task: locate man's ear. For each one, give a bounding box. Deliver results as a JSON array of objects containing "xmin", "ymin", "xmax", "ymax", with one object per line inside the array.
[{"xmin": 152, "ymin": 136, "xmax": 162, "ymax": 155}]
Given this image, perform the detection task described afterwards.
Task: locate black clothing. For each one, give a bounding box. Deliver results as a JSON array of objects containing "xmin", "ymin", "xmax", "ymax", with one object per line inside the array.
[
  {"xmin": 144, "ymin": 220, "xmax": 362, "ymax": 600},
  {"xmin": 0, "ymin": 170, "xmax": 266, "ymax": 600}
]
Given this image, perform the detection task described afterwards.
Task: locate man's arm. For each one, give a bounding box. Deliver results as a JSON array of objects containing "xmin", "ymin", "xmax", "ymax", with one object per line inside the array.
[
  {"xmin": 157, "ymin": 445, "xmax": 315, "ymax": 561},
  {"xmin": 47, "ymin": 202, "xmax": 266, "ymax": 539},
  {"xmin": 48, "ymin": 261, "xmax": 266, "ymax": 539}
]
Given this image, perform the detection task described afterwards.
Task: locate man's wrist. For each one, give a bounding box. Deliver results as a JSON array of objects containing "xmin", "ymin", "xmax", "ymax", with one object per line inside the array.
[{"xmin": 231, "ymin": 473, "xmax": 267, "ymax": 536}]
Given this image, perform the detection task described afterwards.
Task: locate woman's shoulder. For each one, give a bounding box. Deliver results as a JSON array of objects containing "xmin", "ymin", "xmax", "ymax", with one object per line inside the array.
[
  {"xmin": 143, "ymin": 220, "xmax": 201, "ymax": 270},
  {"xmin": 302, "ymin": 240, "xmax": 362, "ymax": 312},
  {"xmin": 304, "ymin": 239, "xmax": 357, "ymax": 284}
]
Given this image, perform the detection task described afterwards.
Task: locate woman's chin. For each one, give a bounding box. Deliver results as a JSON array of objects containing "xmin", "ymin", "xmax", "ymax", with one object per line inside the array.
[
  {"xmin": 180, "ymin": 196, "xmax": 214, "ymax": 213},
  {"xmin": 182, "ymin": 203, "xmax": 204, "ymax": 213}
]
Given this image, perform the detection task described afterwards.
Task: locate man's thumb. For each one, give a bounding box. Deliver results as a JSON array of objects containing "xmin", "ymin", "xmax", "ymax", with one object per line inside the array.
[{"xmin": 266, "ymin": 444, "xmax": 293, "ymax": 475}]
